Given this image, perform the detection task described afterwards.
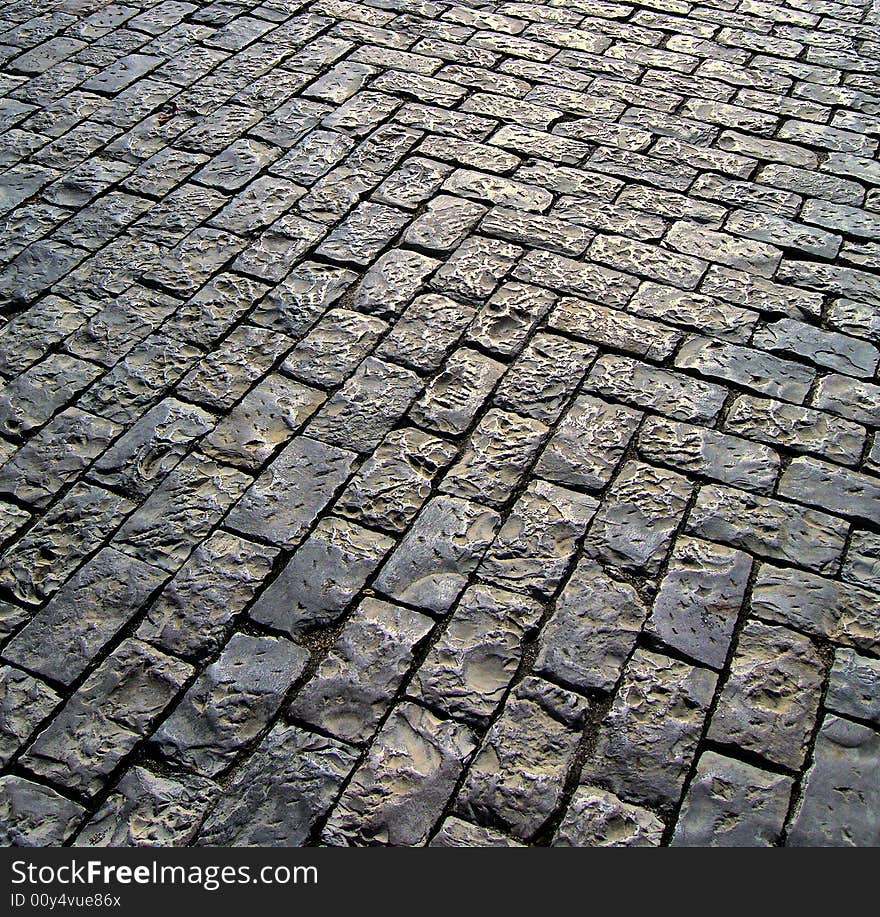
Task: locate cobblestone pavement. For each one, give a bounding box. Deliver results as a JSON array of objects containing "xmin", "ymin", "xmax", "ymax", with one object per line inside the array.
[{"xmin": 0, "ymin": 0, "xmax": 878, "ymax": 849}]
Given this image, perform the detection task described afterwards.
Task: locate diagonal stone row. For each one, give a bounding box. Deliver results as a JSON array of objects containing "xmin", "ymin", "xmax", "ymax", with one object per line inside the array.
[{"xmin": 0, "ymin": 0, "xmax": 878, "ymax": 847}]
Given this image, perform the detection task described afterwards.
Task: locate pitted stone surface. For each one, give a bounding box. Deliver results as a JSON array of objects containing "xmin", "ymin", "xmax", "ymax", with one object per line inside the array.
[
  {"xmin": 535, "ymin": 558, "xmax": 649, "ymax": 694},
  {"xmin": 151, "ymin": 633, "xmax": 308, "ymax": 777},
  {"xmin": 553, "ymin": 787, "xmax": 664, "ymax": 848},
  {"xmin": 1, "ymin": 0, "xmax": 878, "ymax": 848},
  {"xmin": 672, "ymin": 752, "xmax": 793, "ymax": 848},
  {"xmin": 290, "ymin": 597, "xmax": 433, "ymax": 745},
  {"xmin": 646, "ymin": 537, "xmax": 752, "ymax": 670},
  {"xmin": 323, "ymin": 701, "xmax": 476, "ymax": 847},
  {"xmin": 787, "ymin": 715, "xmax": 880, "ymax": 847},
  {"xmin": 455, "ymin": 677, "xmax": 588, "ymax": 840},
  {"xmin": 374, "ymin": 495, "xmax": 500, "ymax": 615},
  {"xmin": 707, "ymin": 620, "xmax": 824, "ymax": 770},
  {"xmin": 196, "ymin": 724, "xmax": 357, "ymax": 847},
  {"xmin": 410, "ymin": 583, "xmax": 542, "ymax": 725},
  {"xmin": 75, "ymin": 767, "xmax": 217, "ymax": 848},
  {"xmin": 580, "ymin": 649, "xmax": 717, "ymax": 815}
]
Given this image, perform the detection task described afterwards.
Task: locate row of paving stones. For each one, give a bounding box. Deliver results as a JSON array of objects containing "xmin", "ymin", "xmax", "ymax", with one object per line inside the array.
[{"xmin": 0, "ymin": 0, "xmax": 878, "ymax": 846}]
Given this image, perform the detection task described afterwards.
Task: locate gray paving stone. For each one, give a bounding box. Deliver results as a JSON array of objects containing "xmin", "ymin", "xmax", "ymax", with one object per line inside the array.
[
  {"xmin": 308, "ymin": 356, "xmax": 422, "ymax": 453},
  {"xmin": 410, "ymin": 583, "xmax": 542, "ymax": 725},
  {"xmin": 317, "ymin": 201, "xmax": 409, "ymax": 265},
  {"xmin": 79, "ymin": 334, "xmax": 204, "ymax": 425},
  {"xmin": 442, "ymin": 408, "xmax": 547, "ymax": 507},
  {"xmin": 409, "ymin": 347, "xmax": 506, "ymax": 436},
  {"xmin": 647, "ymin": 536, "xmax": 752, "ymax": 670},
  {"xmin": 226, "ymin": 437, "xmax": 355, "ymax": 549},
  {"xmin": 323, "ymin": 701, "xmax": 476, "ymax": 847},
  {"xmin": 554, "ymin": 787, "xmax": 664, "ymax": 848},
  {"xmin": 0, "ymin": 665, "xmax": 59, "ymax": 767},
  {"xmin": 0, "ymin": 0, "xmax": 878, "ymax": 847},
  {"xmin": 455, "ymin": 677, "xmax": 588, "ymax": 840},
  {"xmin": 334, "ymin": 427, "xmax": 457, "ymax": 534},
  {"xmin": 75, "ymin": 767, "xmax": 217, "ymax": 847},
  {"xmin": 0, "ymin": 408, "xmax": 120, "ymax": 507},
  {"xmin": 686, "ymin": 485, "xmax": 848, "ymax": 575},
  {"xmin": 493, "ymin": 332, "xmax": 596, "ymax": 423},
  {"xmin": 0, "ymin": 482, "xmax": 133, "ymax": 606},
  {"xmin": 291, "ymin": 597, "xmax": 433, "ymax": 744},
  {"xmin": 672, "ymin": 752, "xmax": 793, "ymax": 847},
  {"xmin": 708, "ymin": 620, "xmax": 823, "ymax": 770},
  {"xmin": 90, "ymin": 398, "xmax": 214, "ymax": 499},
  {"xmin": 514, "ymin": 248, "xmax": 640, "ymax": 308},
  {"xmin": 639, "ymin": 415, "xmax": 780, "ymax": 493},
  {"xmin": 138, "ymin": 531, "xmax": 277, "ymax": 661},
  {"xmin": 479, "ymin": 479, "xmax": 597, "ymax": 597},
  {"xmin": 548, "ymin": 296, "xmax": 681, "ymax": 361},
  {"xmin": 586, "ymin": 354, "xmax": 727, "ymax": 423},
  {"xmin": 431, "ymin": 234, "xmax": 522, "ymax": 301},
  {"xmin": 251, "ymin": 261, "xmax": 357, "ymax": 336},
  {"xmin": 751, "ymin": 563, "xmax": 880, "ymax": 655},
  {"xmin": 431, "ymin": 817, "xmax": 525, "ymax": 847},
  {"xmin": 377, "ymin": 294, "xmax": 475, "ymax": 372},
  {"xmin": 0, "ymin": 353, "xmax": 102, "ymax": 438},
  {"xmin": 403, "ymin": 194, "xmax": 487, "ymax": 252},
  {"xmin": 724, "ymin": 394, "xmax": 866, "ymax": 467},
  {"xmin": 22, "ymin": 638, "xmax": 192, "ymax": 795},
  {"xmin": 202, "ymin": 375, "xmax": 325, "ymax": 470},
  {"xmin": 675, "ymin": 336, "xmax": 814, "ymax": 404},
  {"xmin": 466, "ymin": 281, "xmax": 555, "ymax": 358},
  {"xmin": 249, "ymin": 517, "xmax": 393, "ymax": 636},
  {"xmin": 152, "ymin": 633, "xmax": 308, "ymax": 777},
  {"xmin": 580, "ymin": 648, "xmax": 717, "ymax": 814},
  {"xmin": 586, "ymin": 461, "xmax": 692, "ymax": 576},
  {"xmin": 0, "ymin": 776, "xmax": 85, "ymax": 846},
  {"xmin": 350, "ymin": 248, "xmax": 440, "ymax": 318},
  {"xmin": 826, "ymin": 648, "xmax": 880, "ymax": 729},
  {"xmin": 779, "ymin": 456, "xmax": 880, "ymax": 524},
  {"xmin": 787, "ymin": 715, "xmax": 880, "ymax": 847},
  {"xmin": 2, "ymin": 546, "xmax": 167, "ymax": 685},
  {"xmin": 116, "ymin": 453, "xmax": 252, "ymax": 572},
  {"xmin": 283, "ymin": 308, "xmax": 388, "ymax": 388},
  {"xmin": 196, "ymin": 724, "xmax": 357, "ymax": 847},
  {"xmin": 374, "ymin": 495, "xmax": 500, "ymax": 615},
  {"xmin": 842, "ymin": 530, "xmax": 880, "ymax": 592},
  {"xmin": 535, "ymin": 558, "xmax": 649, "ymax": 693}
]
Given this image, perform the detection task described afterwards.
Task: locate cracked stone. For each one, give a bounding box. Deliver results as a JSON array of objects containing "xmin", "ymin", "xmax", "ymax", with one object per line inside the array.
[
  {"xmin": 787, "ymin": 715, "xmax": 880, "ymax": 847},
  {"xmin": 249, "ymin": 516, "xmax": 393, "ymax": 636},
  {"xmin": 75, "ymin": 766, "xmax": 217, "ymax": 847},
  {"xmin": 455, "ymin": 677, "xmax": 589, "ymax": 840},
  {"xmin": 374, "ymin": 494, "xmax": 500, "ymax": 614},
  {"xmin": 479, "ymin": 479, "xmax": 598, "ymax": 597},
  {"xmin": 138, "ymin": 531, "xmax": 277, "ymax": 661},
  {"xmin": 535, "ymin": 558, "xmax": 649, "ymax": 693},
  {"xmin": 554, "ymin": 787, "xmax": 664, "ymax": 848}
]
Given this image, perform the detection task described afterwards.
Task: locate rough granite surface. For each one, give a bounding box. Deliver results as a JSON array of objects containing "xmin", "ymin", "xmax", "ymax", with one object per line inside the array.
[{"xmin": 0, "ymin": 0, "xmax": 878, "ymax": 848}]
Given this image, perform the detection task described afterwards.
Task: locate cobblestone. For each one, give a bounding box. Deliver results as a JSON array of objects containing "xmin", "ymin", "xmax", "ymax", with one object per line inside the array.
[{"xmin": 1, "ymin": 0, "xmax": 878, "ymax": 848}]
